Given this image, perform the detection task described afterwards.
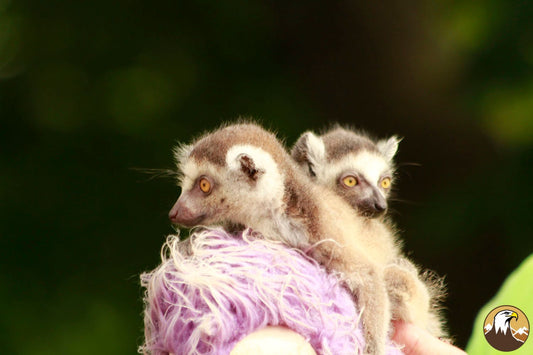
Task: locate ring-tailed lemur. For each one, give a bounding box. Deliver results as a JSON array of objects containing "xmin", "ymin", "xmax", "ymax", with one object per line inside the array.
[
  {"xmin": 291, "ymin": 126, "xmax": 447, "ymax": 339},
  {"xmin": 291, "ymin": 126, "xmax": 400, "ymax": 218},
  {"xmin": 169, "ymin": 122, "xmax": 400, "ymax": 355}
]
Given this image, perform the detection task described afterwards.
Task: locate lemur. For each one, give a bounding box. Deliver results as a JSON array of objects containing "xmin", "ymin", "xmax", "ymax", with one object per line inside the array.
[
  {"xmin": 291, "ymin": 126, "xmax": 400, "ymax": 219},
  {"xmin": 169, "ymin": 122, "xmax": 400, "ymax": 355},
  {"xmin": 291, "ymin": 126, "xmax": 447, "ymax": 338}
]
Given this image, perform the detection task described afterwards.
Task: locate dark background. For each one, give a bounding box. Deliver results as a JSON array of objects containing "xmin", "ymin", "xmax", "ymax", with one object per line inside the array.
[{"xmin": 2, "ymin": 1, "xmax": 532, "ymax": 353}]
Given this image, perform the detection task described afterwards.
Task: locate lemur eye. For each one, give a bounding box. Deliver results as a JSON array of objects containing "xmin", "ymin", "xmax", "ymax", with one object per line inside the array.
[
  {"xmin": 381, "ymin": 177, "xmax": 391, "ymax": 189},
  {"xmin": 198, "ymin": 177, "xmax": 212, "ymax": 194},
  {"xmin": 342, "ymin": 175, "xmax": 358, "ymax": 187}
]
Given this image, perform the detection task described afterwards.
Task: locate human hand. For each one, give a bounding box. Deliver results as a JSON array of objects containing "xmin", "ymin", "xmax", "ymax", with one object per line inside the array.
[
  {"xmin": 392, "ymin": 320, "xmax": 466, "ymax": 355},
  {"xmin": 230, "ymin": 326, "xmax": 316, "ymax": 355}
]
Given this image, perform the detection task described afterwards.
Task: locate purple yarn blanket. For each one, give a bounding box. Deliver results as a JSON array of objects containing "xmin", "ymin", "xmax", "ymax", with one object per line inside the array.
[{"xmin": 140, "ymin": 227, "xmax": 403, "ymax": 355}]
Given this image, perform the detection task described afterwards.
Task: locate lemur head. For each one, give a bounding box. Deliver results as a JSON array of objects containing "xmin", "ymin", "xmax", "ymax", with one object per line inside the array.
[
  {"xmin": 169, "ymin": 123, "xmax": 291, "ymax": 228},
  {"xmin": 292, "ymin": 126, "xmax": 400, "ymax": 218}
]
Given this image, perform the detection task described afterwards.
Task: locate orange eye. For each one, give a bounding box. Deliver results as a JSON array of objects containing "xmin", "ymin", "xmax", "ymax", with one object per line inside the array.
[
  {"xmin": 199, "ymin": 177, "xmax": 212, "ymax": 193},
  {"xmin": 342, "ymin": 175, "xmax": 358, "ymax": 187},
  {"xmin": 381, "ymin": 177, "xmax": 391, "ymax": 189}
]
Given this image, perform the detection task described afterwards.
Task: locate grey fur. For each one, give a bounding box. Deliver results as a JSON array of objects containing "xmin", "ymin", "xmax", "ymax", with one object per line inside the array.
[
  {"xmin": 169, "ymin": 123, "xmax": 407, "ymax": 355},
  {"xmin": 292, "ymin": 126, "xmax": 448, "ymax": 339},
  {"xmin": 293, "ymin": 127, "xmax": 397, "ymax": 218}
]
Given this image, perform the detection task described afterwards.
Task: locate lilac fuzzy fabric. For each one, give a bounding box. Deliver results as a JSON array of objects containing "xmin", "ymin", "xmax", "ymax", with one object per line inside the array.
[{"xmin": 140, "ymin": 228, "xmax": 403, "ymax": 355}]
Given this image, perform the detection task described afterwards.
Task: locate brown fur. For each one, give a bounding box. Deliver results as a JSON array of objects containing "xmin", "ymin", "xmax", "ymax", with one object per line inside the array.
[
  {"xmin": 190, "ymin": 123, "xmax": 289, "ymax": 169},
  {"xmin": 321, "ymin": 127, "xmax": 380, "ymax": 161},
  {"xmin": 171, "ymin": 123, "xmax": 403, "ymax": 354}
]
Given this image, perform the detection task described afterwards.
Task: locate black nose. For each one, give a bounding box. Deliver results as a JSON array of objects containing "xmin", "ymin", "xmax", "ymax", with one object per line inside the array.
[
  {"xmin": 374, "ymin": 201, "xmax": 386, "ymax": 212},
  {"xmin": 357, "ymin": 198, "xmax": 387, "ymax": 218}
]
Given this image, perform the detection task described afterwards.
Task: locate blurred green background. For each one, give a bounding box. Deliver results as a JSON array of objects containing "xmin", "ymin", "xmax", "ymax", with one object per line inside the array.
[{"xmin": 2, "ymin": 0, "xmax": 532, "ymax": 353}]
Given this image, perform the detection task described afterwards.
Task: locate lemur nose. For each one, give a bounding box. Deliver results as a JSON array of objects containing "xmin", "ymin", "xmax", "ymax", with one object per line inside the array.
[
  {"xmin": 374, "ymin": 202, "xmax": 386, "ymax": 212},
  {"xmin": 168, "ymin": 204, "xmax": 180, "ymax": 223}
]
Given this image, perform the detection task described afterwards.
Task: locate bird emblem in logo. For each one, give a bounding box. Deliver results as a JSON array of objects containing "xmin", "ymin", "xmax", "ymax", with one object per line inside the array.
[{"xmin": 484, "ymin": 305, "xmax": 529, "ymax": 351}]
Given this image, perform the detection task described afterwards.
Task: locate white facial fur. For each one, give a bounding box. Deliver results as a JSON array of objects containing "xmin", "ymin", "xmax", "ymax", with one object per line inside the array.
[
  {"xmin": 178, "ymin": 145, "xmax": 285, "ymax": 202},
  {"xmin": 179, "ymin": 159, "xmax": 222, "ymax": 191},
  {"xmin": 227, "ymin": 145, "xmax": 312, "ymax": 247},
  {"xmin": 318, "ymin": 150, "xmax": 391, "ymax": 195},
  {"xmin": 225, "ymin": 144, "xmax": 285, "ymax": 211}
]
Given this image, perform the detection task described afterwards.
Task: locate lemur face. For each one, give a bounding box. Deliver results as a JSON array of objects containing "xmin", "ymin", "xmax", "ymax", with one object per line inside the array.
[
  {"xmin": 292, "ymin": 128, "xmax": 399, "ymax": 219},
  {"xmin": 169, "ymin": 138, "xmax": 286, "ymax": 229},
  {"xmin": 332, "ymin": 150, "xmax": 393, "ymax": 218},
  {"xmin": 168, "ymin": 159, "xmax": 226, "ymax": 227}
]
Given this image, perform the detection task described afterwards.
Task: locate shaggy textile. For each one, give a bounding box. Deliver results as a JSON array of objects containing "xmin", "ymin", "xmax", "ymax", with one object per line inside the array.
[{"xmin": 140, "ymin": 227, "xmax": 403, "ymax": 355}]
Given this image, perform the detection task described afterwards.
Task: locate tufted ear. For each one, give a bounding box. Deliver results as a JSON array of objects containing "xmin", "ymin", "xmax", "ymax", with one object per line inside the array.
[
  {"xmin": 291, "ymin": 131, "xmax": 326, "ymax": 177},
  {"xmin": 173, "ymin": 143, "xmax": 193, "ymax": 165},
  {"xmin": 237, "ymin": 153, "xmax": 264, "ymax": 181},
  {"xmin": 377, "ymin": 136, "xmax": 401, "ymax": 162}
]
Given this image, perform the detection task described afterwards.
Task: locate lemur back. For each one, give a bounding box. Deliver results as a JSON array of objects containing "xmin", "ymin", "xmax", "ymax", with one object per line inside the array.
[{"xmin": 169, "ymin": 122, "xmax": 399, "ymax": 355}]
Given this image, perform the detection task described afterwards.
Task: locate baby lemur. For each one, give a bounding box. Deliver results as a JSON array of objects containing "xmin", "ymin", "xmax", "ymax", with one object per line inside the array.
[
  {"xmin": 291, "ymin": 126, "xmax": 447, "ymax": 338},
  {"xmin": 169, "ymin": 122, "xmax": 400, "ymax": 355},
  {"xmin": 292, "ymin": 127, "xmax": 400, "ymax": 218}
]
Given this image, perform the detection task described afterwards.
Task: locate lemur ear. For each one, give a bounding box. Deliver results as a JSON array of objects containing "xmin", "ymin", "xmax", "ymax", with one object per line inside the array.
[
  {"xmin": 377, "ymin": 136, "xmax": 401, "ymax": 162},
  {"xmin": 173, "ymin": 143, "xmax": 193, "ymax": 165},
  {"xmin": 291, "ymin": 131, "xmax": 325, "ymax": 177},
  {"xmin": 237, "ymin": 153, "xmax": 264, "ymax": 181}
]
